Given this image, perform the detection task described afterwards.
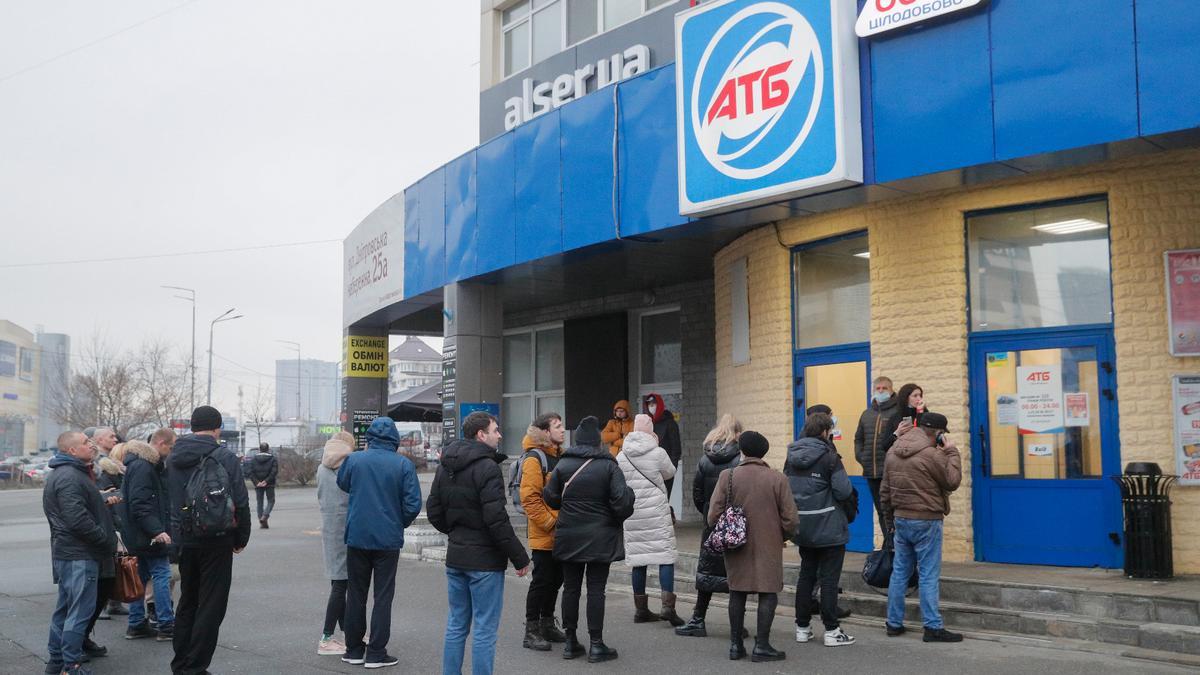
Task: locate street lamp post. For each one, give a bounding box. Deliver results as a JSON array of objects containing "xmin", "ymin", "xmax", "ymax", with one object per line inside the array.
[
  {"xmin": 206, "ymin": 308, "xmax": 244, "ymax": 405},
  {"xmin": 162, "ymin": 285, "xmax": 196, "ymax": 411},
  {"xmin": 276, "ymin": 340, "xmax": 301, "ymax": 420}
]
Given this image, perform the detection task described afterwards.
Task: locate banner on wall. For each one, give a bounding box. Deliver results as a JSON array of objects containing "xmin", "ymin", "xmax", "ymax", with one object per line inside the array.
[
  {"xmin": 1173, "ymin": 375, "xmax": 1200, "ymax": 486},
  {"xmin": 1017, "ymin": 364, "xmax": 1064, "ymax": 435},
  {"xmin": 1166, "ymin": 249, "xmax": 1200, "ymax": 357}
]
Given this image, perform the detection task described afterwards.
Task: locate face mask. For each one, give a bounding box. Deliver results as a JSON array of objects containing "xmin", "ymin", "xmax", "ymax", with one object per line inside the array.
[
  {"xmin": 873, "ymin": 392, "xmax": 891, "ymax": 404},
  {"xmin": 830, "ymin": 416, "xmax": 838, "ymax": 427}
]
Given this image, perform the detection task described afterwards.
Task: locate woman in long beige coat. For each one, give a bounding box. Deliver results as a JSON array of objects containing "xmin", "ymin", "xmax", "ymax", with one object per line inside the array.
[{"xmin": 707, "ymin": 431, "xmax": 796, "ymax": 663}]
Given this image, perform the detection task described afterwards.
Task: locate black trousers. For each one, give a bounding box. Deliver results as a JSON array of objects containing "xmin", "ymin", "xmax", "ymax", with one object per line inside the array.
[
  {"xmin": 86, "ymin": 575, "xmax": 115, "ymax": 638},
  {"xmin": 255, "ymin": 486, "xmax": 276, "ymax": 520},
  {"xmin": 172, "ymin": 546, "xmax": 233, "ymax": 675},
  {"xmin": 525, "ymin": 549, "xmax": 563, "ymax": 622},
  {"xmin": 866, "ymin": 477, "xmax": 891, "ymax": 534},
  {"xmin": 729, "ymin": 591, "xmax": 778, "ymax": 643},
  {"xmin": 345, "ymin": 547, "xmax": 399, "ymax": 660},
  {"xmin": 694, "ymin": 590, "xmax": 712, "ymax": 618},
  {"xmin": 323, "ymin": 579, "xmax": 348, "ymax": 636},
  {"xmin": 795, "ymin": 545, "xmax": 846, "ymax": 630},
  {"xmin": 560, "ymin": 561, "xmax": 610, "ymax": 639}
]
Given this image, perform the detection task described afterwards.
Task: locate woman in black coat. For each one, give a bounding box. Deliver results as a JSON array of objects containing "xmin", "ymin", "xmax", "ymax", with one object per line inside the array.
[
  {"xmin": 543, "ymin": 416, "xmax": 634, "ymax": 663},
  {"xmin": 676, "ymin": 415, "xmax": 743, "ymax": 637}
]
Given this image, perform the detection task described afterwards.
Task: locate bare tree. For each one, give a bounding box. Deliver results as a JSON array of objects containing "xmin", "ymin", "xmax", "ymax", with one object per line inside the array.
[
  {"xmin": 47, "ymin": 332, "xmax": 145, "ymax": 436},
  {"xmin": 133, "ymin": 338, "xmax": 192, "ymax": 429},
  {"xmin": 244, "ymin": 384, "xmax": 274, "ymax": 447}
]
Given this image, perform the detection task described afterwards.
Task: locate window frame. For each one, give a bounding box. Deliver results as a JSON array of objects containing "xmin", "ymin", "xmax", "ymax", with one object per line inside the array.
[
  {"xmin": 631, "ymin": 305, "xmax": 682, "ymax": 396},
  {"xmin": 500, "ymin": 0, "xmax": 675, "ymax": 78},
  {"xmin": 790, "ymin": 231, "xmax": 871, "ymax": 351},
  {"xmin": 502, "ymin": 322, "xmax": 566, "ymax": 452}
]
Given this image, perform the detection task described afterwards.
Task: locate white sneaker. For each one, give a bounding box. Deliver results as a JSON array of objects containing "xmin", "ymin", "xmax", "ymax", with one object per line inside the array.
[
  {"xmin": 795, "ymin": 625, "xmax": 814, "ymax": 643},
  {"xmin": 824, "ymin": 627, "xmax": 856, "ymax": 647},
  {"xmin": 318, "ymin": 636, "xmax": 345, "ymax": 655}
]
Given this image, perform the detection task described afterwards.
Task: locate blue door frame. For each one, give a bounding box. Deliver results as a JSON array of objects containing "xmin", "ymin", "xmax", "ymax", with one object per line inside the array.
[
  {"xmin": 969, "ymin": 325, "xmax": 1123, "ymax": 568},
  {"xmin": 792, "ymin": 342, "xmax": 876, "ymax": 553}
]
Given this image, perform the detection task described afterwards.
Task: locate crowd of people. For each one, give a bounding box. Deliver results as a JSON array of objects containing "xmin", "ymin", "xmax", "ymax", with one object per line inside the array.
[{"xmin": 41, "ymin": 377, "xmax": 962, "ymax": 674}]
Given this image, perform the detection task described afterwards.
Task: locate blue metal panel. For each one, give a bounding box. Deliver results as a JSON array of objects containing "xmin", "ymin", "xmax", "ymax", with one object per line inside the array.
[
  {"xmin": 990, "ymin": 0, "xmax": 1138, "ymax": 160},
  {"xmin": 1136, "ymin": 0, "xmax": 1200, "ymax": 136},
  {"xmin": 475, "ymin": 134, "xmax": 517, "ymax": 276},
  {"xmin": 444, "ymin": 151, "xmax": 478, "ymax": 283},
  {"xmin": 560, "ymin": 89, "xmax": 617, "ymax": 251},
  {"xmin": 618, "ymin": 67, "xmax": 688, "ymax": 236},
  {"xmin": 415, "ymin": 169, "xmax": 446, "ymax": 297},
  {"xmin": 513, "ymin": 111, "xmax": 562, "ymax": 261},
  {"xmin": 403, "ymin": 186, "xmax": 420, "ymax": 300},
  {"xmin": 870, "ymin": 11, "xmax": 994, "ymax": 182}
]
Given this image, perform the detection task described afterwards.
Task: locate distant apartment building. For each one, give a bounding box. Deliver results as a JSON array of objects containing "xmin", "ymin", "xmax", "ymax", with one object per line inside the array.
[
  {"xmin": 388, "ymin": 336, "xmax": 441, "ymax": 396},
  {"xmin": 275, "ymin": 358, "xmax": 339, "ymax": 422},
  {"xmin": 36, "ymin": 330, "xmax": 71, "ymax": 451}
]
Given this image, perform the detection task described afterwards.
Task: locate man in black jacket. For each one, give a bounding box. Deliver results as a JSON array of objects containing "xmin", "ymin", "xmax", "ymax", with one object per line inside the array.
[
  {"xmin": 165, "ymin": 406, "xmax": 251, "ymax": 675},
  {"xmin": 120, "ymin": 436, "xmax": 176, "ymax": 641},
  {"xmin": 246, "ymin": 442, "xmax": 278, "ymax": 529},
  {"xmin": 43, "ymin": 430, "xmax": 117, "ymax": 675},
  {"xmin": 427, "ymin": 411, "xmax": 530, "ymax": 675},
  {"xmin": 854, "ymin": 376, "xmax": 899, "ymax": 535}
]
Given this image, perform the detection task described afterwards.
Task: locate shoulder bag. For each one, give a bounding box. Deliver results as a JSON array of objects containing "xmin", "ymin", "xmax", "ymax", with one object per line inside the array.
[{"xmin": 703, "ymin": 468, "xmax": 747, "ymax": 554}]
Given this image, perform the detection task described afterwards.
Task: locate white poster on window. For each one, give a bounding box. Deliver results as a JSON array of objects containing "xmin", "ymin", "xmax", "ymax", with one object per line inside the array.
[
  {"xmin": 996, "ymin": 394, "xmax": 1018, "ymax": 426},
  {"xmin": 1027, "ymin": 443, "xmax": 1053, "ymax": 457},
  {"xmin": 1017, "ymin": 364, "xmax": 1064, "ymax": 435},
  {"xmin": 1064, "ymin": 392, "xmax": 1090, "ymax": 427}
]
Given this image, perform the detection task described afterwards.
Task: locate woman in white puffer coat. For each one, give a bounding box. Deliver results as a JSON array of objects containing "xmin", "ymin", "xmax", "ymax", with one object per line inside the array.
[{"xmin": 618, "ymin": 414, "xmax": 683, "ymax": 627}]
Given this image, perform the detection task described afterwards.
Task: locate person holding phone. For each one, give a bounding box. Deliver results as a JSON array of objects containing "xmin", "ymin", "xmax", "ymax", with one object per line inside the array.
[{"xmin": 881, "ymin": 383, "xmax": 926, "ymax": 451}]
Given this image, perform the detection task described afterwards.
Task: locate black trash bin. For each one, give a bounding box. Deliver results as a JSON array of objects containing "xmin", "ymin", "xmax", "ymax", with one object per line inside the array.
[{"xmin": 1112, "ymin": 462, "xmax": 1178, "ymax": 579}]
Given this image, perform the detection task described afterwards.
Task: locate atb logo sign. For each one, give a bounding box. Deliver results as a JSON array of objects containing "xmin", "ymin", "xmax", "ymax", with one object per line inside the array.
[{"xmin": 675, "ymin": 0, "xmax": 861, "ymax": 216}]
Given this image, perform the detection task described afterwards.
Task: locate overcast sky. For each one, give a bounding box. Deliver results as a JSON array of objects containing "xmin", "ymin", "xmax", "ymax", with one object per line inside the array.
[{"xmin": 0, "ymin": 1, "xmax": 475, "ymax": 416}]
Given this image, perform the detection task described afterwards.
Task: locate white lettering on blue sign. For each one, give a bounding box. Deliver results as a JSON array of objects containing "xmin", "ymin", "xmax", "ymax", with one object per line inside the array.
[{"xmin": 675, "ymin": 0, "xmax": 862, "ymax": 216}]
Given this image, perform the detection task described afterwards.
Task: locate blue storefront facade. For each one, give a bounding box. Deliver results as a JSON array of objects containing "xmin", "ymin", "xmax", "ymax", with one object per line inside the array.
[{"xmin": 343, "ymin": 0, "xmax": 1200, "ymax": 571}]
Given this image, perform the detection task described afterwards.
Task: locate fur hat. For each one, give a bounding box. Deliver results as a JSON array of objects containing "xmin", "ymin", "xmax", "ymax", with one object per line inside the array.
[{"xmin": 738, "ymin": 430, "xmax": 770, "ymax": 458}]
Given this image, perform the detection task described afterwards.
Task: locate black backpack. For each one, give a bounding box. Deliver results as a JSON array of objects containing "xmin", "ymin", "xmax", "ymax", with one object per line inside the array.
[{"xmin": 181, "ymin": 454, "xmax": 236, "ymax": 538}]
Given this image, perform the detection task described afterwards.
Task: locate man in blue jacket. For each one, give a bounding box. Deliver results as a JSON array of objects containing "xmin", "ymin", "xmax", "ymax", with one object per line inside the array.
[{"xmin": 336, "ymin": 417, "xmax": 422, "ymax": 669}]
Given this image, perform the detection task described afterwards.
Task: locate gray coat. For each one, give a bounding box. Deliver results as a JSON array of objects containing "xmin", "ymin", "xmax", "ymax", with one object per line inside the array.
[
  {"xmin": 317, "ymin": 463, "xmax": 349, "ymax": 580},
  {"xmin": 784, "ymin": 437, "xmax": 853, "ymax": 548}
]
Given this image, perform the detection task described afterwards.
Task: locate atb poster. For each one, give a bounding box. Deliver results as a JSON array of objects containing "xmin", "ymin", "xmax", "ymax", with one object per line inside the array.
[{"xmin": 1173, "ymin": 375, "xmax": 1200, "ymax": 486}]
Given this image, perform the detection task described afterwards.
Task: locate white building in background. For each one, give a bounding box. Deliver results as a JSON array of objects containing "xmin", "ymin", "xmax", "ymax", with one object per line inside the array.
[
  {"xmin": 275, "ymin": 358, "xmax": 339, "ymax": 422},
  {"xmin": 36, "ymin": 330, "xmax": 71, "ymax": 451},
  {"xmin": 388, "ymin": 336, "xmax": 441, "ymax": 396}
]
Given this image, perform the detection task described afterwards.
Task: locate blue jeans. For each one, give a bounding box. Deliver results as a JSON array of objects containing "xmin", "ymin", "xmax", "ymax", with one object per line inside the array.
[
  {"xmin": 631, "ymin": 564, "xmax": 675, "ymax": 594},
  {"xmin": 129, "ymin": 555, "xmax": 175, "ymax": 628},
  {"xmin": 442, "ymin": 568, "xmax": 504, "ymax": 675},
  {"xmin": 887, "ymin": 518, "xmax": 944, "ymax": 629},
  {"xmin": 48, "ymin": 559, "xmax": 98, "ymax": 667}
]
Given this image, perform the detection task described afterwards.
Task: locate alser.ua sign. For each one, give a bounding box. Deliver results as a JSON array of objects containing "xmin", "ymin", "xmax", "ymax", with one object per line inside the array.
[{"xmin": 675, "ymin": 0, "xmax": 861, "ymax": 216}]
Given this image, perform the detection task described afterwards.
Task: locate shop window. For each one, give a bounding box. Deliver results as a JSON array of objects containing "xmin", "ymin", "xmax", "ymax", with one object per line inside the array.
[
  {"xmin": 502, "ymin": 0, "xmax": 675, "ymax": 76},
  {"xmin": 639, "ymin": 309, "xmax": 681, "ymax": 386},
  {"xmin": 967, "ymin": 198, "xmax": 1112, "ymax": 332},
  {"xmin": 792, "ymin": 234, "xmax": 870, "ymax": 350},
  {"xmin": 503, "ymin": 325, "xmax": 565, "ymax": 454}
]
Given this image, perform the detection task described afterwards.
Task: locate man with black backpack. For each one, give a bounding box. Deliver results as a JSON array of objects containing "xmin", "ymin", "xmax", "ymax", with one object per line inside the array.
[{"xmin": 165, "ymin": 406, "xmax": 251, "ymax": 675}]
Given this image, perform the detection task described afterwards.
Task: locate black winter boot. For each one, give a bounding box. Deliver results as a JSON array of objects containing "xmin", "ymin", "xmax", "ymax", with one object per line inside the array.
[
  {"xmin": 729, "ymin": 608, "xmax": 747, "ymax": 660},
  {"xmin": 562, "ymin": 630, "xmax": 586, "ymax": 660},
  {"xmin": 540, "ymin": 615, "xmax": 566, "ymax": 643},
  {"xmin": 751, "ymin": 595, "xmax": 785, "ymax": 662},
  {"xmin": 523, "ymin": 620, "xmax": 551, "ymax": 651},
  {"xmin": 587, "ymin": 635, "xmax": 618, "ymax": 663},
  {"xmin": 675, "ymin": 614, "xmax": 707, "ymax": 637},
  {"xmin": 633, "ymin": 594, "xmax": 660, "ymax": 623}
]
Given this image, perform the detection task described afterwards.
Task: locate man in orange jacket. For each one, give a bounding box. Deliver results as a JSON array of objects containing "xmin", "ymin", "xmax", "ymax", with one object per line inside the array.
[
  {"xmin": 518, "ymin": 412, "xmax": 568, "ymax": 651},
  {"xmin": 600, "ymin": 400, "xmax": 633, "ymax": 457}
]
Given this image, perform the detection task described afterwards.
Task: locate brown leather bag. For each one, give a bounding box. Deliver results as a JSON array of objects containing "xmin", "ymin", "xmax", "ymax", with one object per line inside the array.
[{"xmin": 113, "ymin": 534, "xmax": 144, "ymax": 603}]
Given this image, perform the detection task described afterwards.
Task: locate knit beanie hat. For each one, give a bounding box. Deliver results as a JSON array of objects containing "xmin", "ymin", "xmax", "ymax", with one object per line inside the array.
[
  {"xmin": 574, "ymin": 416, "xmax": 602, "ymax": 446},
  {"xmin": 633, "ymin": 413, "xmax": 655, "ymax": 435},
  {"xmin": 190, "ymin": 405, "xmax": 223, "ymax": 432},
  {"xmin": 738, "ymin": 430, "xmax": 769, "ymax": 458}
]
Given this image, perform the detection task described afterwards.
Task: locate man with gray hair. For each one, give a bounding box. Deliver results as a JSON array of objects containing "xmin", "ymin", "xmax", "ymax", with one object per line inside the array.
[
  {"xmin": 85, "ymin": 426, "xmax": 126, "ymax": 620},
  {"xmin": 43, "ymin": 430, "xmax": 117, "ymax": 675},
  {"xmin": 854, "ymin": 376, "xmax": 899, "ymax": 535},
  {"xmin": 89, "ymin": 427, "xmax": 117, "ymax": 458}
]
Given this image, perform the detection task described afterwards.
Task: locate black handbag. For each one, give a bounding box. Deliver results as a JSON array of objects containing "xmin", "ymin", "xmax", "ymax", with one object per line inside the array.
[{"xmin": 862, "ymin": 537, "xmax": 919, "ymax": 590}]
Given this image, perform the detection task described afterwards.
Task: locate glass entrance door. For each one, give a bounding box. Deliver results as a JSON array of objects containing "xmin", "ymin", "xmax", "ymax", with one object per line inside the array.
[
  {"xmin": 793, "ymin": 345, "xmax": 875, "ymax": 552},
  {"xmin": 969, "ymin": 328, "xmax": 1122, "ymax": 567}
]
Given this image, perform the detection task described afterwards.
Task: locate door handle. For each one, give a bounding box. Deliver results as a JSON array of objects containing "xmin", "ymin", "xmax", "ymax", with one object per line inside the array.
[{"xmin": 977, "ymin": 423, "xmax": 990, "ymax": 476}]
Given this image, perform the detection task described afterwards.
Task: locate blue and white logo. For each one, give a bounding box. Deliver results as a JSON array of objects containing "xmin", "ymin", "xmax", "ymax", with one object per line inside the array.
[{"xmin": 675, "ymin": 0, "xmax": 861, "ymax": 216}]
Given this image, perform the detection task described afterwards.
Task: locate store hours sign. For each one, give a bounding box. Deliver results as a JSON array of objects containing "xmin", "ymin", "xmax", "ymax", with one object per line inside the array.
[{"xmin": 674, "ymin": 0, "xmax": 862, "ymax": 216}]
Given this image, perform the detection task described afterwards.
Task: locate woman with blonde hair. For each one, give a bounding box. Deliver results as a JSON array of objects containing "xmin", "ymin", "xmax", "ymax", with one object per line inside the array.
[
  {"xmin": 316, "ymin": 431, "xmax": 357, "ymax": 655},
  {"xmin": 676, "ymin": 414, "xmax": 745, "ymax": 638}
]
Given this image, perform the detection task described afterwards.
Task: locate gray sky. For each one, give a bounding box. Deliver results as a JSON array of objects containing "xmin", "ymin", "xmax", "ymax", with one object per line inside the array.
[{"xmin": 0, "ymin": 1, "xmax": 475, "ymax": 416}]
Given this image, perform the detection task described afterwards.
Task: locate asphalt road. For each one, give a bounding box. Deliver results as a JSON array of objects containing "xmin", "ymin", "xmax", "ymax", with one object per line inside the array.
[{"xmin": 0, "ymin": 486, "xmax": 1183, "ymax": 674}]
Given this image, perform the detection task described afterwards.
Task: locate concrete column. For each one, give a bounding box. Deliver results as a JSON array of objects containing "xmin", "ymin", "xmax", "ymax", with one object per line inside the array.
[
  {"xmin": 341, "ymin": 325, "xmax": 389, "ymax": 448},
  {"xmin": 441, "ymin": 282, "xmax": 503, "ymax": 442}
]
